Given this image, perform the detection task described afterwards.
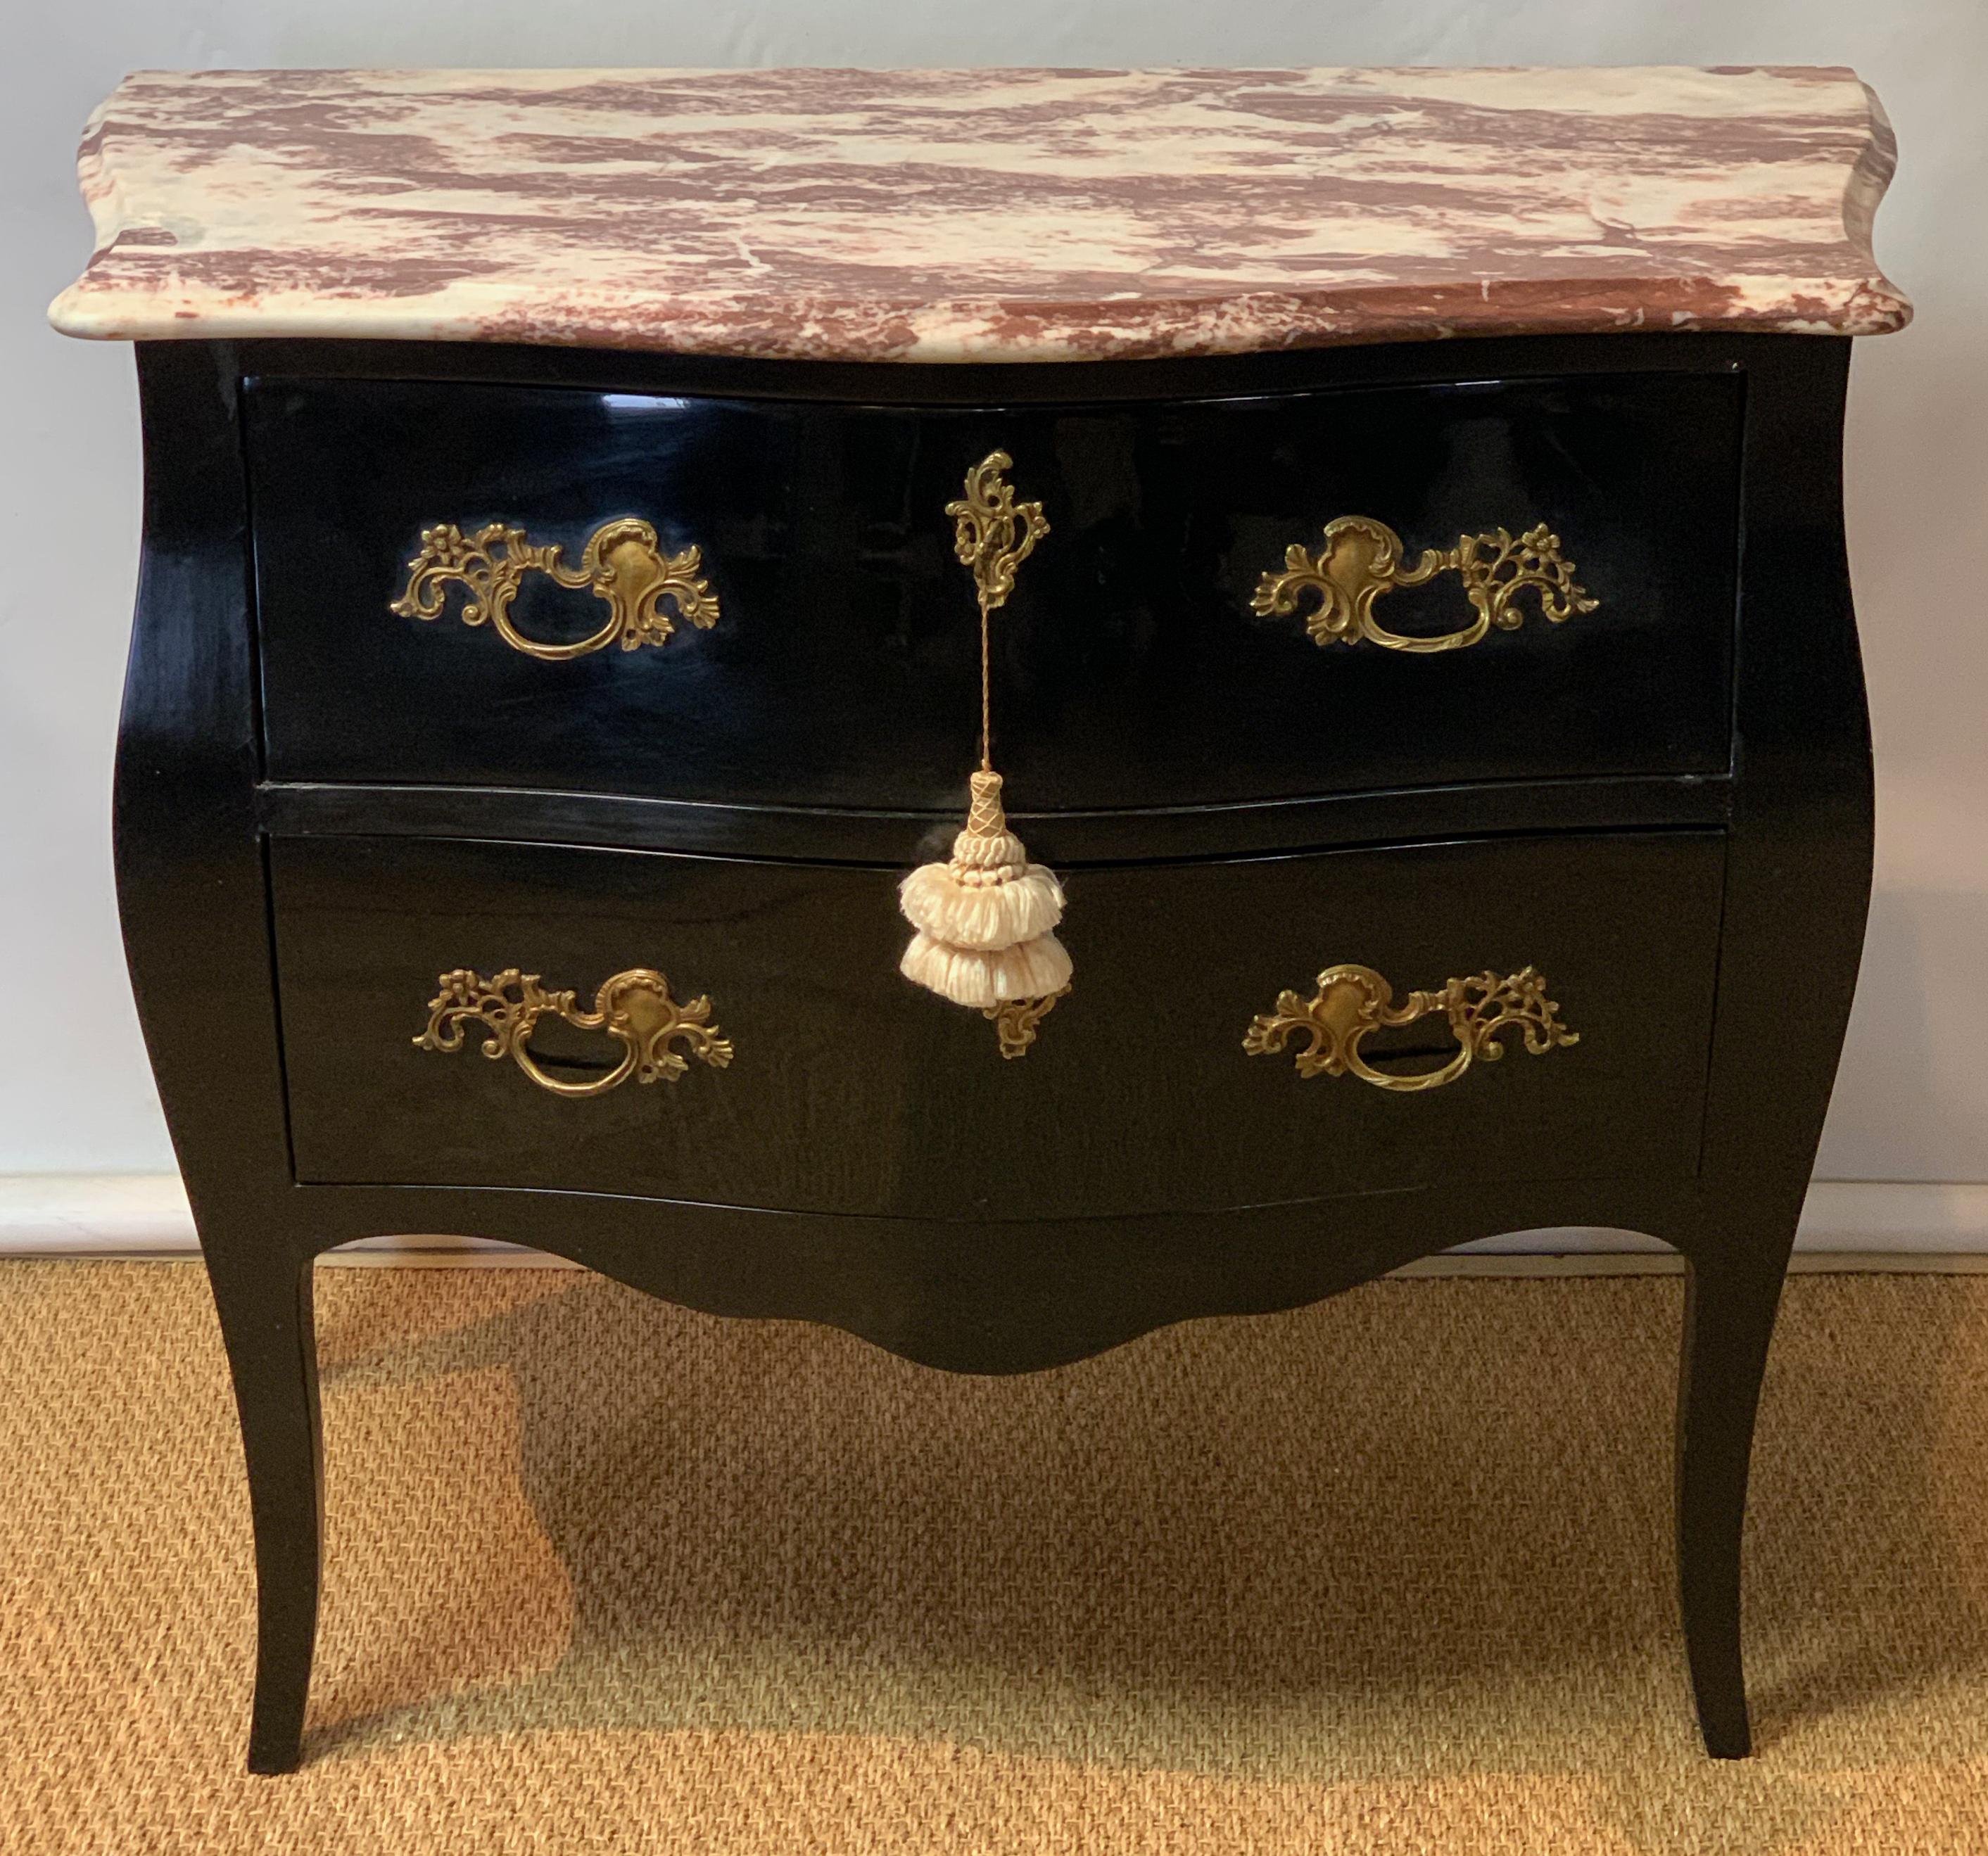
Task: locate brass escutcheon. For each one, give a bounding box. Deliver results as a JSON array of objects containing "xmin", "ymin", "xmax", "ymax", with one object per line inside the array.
[{"xmin": 982, "ymin": 986, "xmax": 1070, "ymax": 1060}]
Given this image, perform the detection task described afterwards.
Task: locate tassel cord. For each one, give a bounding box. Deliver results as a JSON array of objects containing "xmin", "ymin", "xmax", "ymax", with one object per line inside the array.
[
  {"xmin": 979, "ymin": 590, "xmax": 994, "ymax": 775},
  {"xmin": 897, "ymin": 450, "xmax": 1068, "ymax": 1041}
]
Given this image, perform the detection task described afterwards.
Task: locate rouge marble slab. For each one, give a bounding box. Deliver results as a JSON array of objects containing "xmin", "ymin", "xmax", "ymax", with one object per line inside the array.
[{"xmin": 51, "ymin": 65, "xmax": 1909, "ymax": 366}]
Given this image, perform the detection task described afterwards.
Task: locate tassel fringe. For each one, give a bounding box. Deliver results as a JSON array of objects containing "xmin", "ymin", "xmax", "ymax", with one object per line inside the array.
[
  {"xmin": 898, "ymin": 770, "xmax": 1072, "ymax": 1012},
  {"xmin": 899, "ymin": 858, "xmax": 1064, "ymax": 950},
  {"xmin": 899, "ymin": 929, "xmax": 1072, "ymax": 1009}
]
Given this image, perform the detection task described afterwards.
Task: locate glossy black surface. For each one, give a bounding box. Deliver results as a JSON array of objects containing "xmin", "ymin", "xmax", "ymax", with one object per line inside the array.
[
  {"xmin": 115, "ymin": 333, "xmax": 1874, "ymax": 1771},
  {"xmin": 248, "ymin": 369, "xmax": 1742, "ymax": 814},
  {"xmin": 258, "ymin": 769, "xmax": 1730, "ymax": 865},
  {"xmin": 273, "ymin": 830, "xmax": 1723, "ymax": 1218}
]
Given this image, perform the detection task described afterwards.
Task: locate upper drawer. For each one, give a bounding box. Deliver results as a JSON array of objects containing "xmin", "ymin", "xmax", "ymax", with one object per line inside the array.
[{"xmin": 246, "ymin": 370, "xmax": 1741, "ymax": 813}]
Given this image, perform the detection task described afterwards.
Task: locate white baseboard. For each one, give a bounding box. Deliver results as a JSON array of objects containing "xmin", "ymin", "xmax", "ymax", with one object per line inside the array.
[
  {"xmin": 1450, "ymin": 1182, "xmax": 1988, "ymax": 1258},
  {"xmin": 2, "ymin": 1175, "xmax": 1987, "ymax": 1269},
  {"xmin": 0, "ymin": 1175, "xmax": 536, "ymax": 1261}
]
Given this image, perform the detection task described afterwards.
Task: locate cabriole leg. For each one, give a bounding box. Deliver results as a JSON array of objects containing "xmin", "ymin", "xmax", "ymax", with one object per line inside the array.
[
  {"xmin": 1674, "ymin": 1242, "xmax": 1790, "ymax": 1758},
  {"xmin": 203, "ymin": 1244, "xmax": 323, "ymax": 1774}
]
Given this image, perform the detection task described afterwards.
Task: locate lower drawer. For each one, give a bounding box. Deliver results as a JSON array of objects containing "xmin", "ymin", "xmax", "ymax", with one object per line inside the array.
[{"xmin": 270, "ymin": 831, "xmax": 1725, "ymax": 1220}]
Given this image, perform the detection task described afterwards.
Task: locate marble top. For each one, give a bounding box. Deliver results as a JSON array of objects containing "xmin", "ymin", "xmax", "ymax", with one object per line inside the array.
[{"xmin": 49, "ymin": 66, "xmax": 1909, "ymax": 364}]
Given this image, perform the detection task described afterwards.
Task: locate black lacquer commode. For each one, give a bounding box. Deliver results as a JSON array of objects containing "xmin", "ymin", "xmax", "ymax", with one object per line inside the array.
[{"xmin": 119, "ymin": 329, "xmax": 1871, "ymax": 1768}]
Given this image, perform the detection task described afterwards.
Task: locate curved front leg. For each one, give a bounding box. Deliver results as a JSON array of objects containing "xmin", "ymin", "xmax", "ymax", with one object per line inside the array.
[
  {"xmin": 1674, "ymin": 1238, "xmax": 1792, "ymax": 1758},
  {"xmin": 204, "ymin": 1245, "xmax": 323, "ymax": 1774}
]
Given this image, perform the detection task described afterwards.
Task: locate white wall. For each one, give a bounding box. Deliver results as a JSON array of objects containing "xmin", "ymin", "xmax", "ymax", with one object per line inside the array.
[{"xmin": 4, "ymin": 4, "xmax": 1984, "ymax": 1204}]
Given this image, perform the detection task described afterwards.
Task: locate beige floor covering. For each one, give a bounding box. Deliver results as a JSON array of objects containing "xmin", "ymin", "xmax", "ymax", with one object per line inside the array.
[{"xmin": 4, "ymin": 1261, "xmax": 1988, "ymax": 1854}]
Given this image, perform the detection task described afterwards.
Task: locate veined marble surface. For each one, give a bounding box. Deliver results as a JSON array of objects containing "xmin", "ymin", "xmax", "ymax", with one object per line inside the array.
[{"xmin": 49, "ymin": 66, "xmax": 1909, "ymax": 363}]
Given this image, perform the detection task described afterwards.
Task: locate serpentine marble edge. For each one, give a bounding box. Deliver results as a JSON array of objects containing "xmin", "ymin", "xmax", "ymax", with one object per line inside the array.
[{"xmin": 49, "ymin": 65, "xmax": 1909, "ymax": 363}]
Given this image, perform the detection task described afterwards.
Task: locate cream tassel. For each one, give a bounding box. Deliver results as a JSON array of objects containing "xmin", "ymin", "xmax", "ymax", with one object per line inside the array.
[
  {"xmin": 898, "ymin": 772, "xmax": 1070, "ymax": 1008},
  {"xmin": 901, "ymin": 450, "xmax": 1069, "ymax": 1057}
]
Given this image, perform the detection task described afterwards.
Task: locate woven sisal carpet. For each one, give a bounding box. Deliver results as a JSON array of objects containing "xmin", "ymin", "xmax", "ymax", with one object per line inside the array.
[{"xmin": 4, "ymin": 1259, "xmax": 1988, "ymax": 1853}]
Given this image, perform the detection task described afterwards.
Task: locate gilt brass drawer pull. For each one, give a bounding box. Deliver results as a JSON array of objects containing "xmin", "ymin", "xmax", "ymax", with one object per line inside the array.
[
  {"xmin": 1251, "ymin": 516, "xmax": 1596, "ymax": 654},
  {"xmin": 1243, "ymin": 963, "xmax": 1577, "ymax": 1092},
  {"xmin": 389, "ymin": 518, "xmax": 718, "ymax": 660},
  {"xmin": 414, "ymin": 967, "xmax": 733, "ymax": 1097}
]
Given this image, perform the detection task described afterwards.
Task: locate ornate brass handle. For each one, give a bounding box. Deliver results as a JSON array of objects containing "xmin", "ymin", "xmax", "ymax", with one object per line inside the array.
[
  {"xmin": 1243, "ymin": 963, "xmax": 1577, "ymax": 1092},
  {"xmin": 414, "ymin": 967, "xmax": 733, "ymax": 1098},
  {"xmin": 389, "ymin": 517, "xmax": 718, "ymax": 660},
  {"xmin": 1251, "ymin": 516, "xmax": 1596, "ymax": 654}
]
